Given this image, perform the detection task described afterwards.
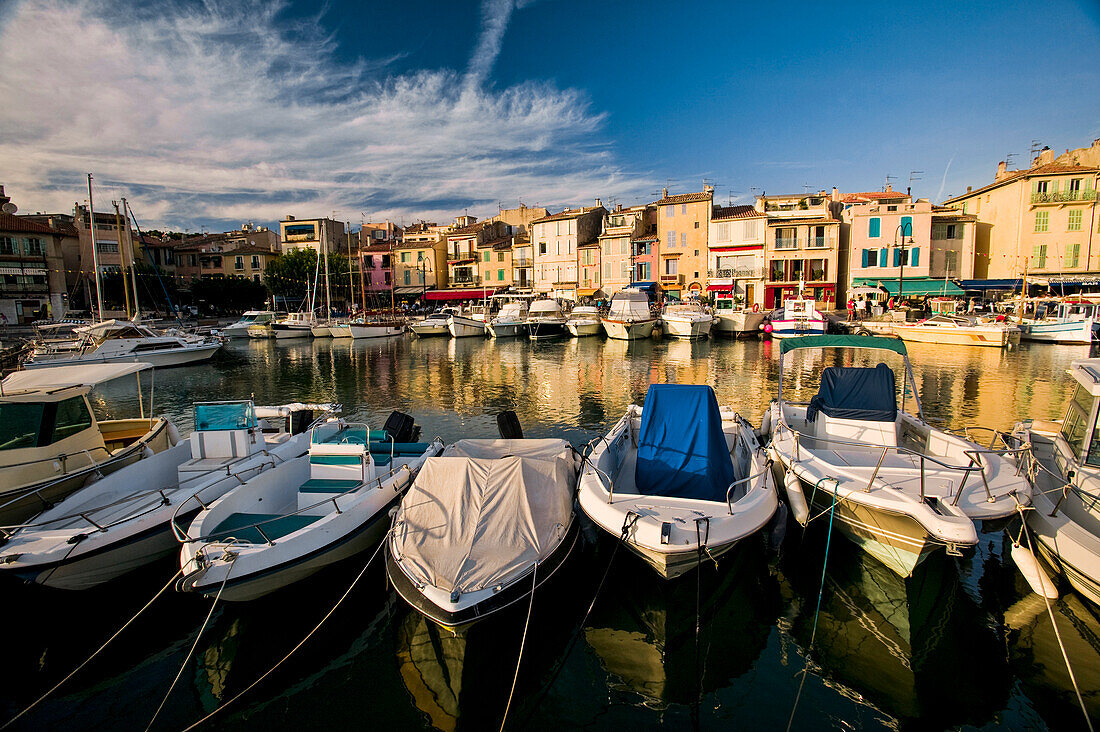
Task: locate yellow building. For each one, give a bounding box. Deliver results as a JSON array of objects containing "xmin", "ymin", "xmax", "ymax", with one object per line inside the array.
[
  {"xmin": 394, "ymin": 222, "xmax": 449, "ymax": 295},
  {"xmin": 944, "ymin": 144, "xmax": 1099, "ymax": 286},
  {"xmin": 760, "ymin": 190, "xmax": 843, "ymax": 309},
  {"xmin": 655, "ymin": 187, "xmax": 713, "ymax": 298}
]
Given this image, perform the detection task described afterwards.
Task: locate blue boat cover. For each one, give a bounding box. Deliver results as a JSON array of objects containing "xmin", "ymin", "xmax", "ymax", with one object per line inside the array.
[
  {"xmin": 635, "ymin": 384, "xmax": 735, "ymax": 502},
  {"xmin": 807, "ymin": 364, "xmax": 896, "ymax": 423}
]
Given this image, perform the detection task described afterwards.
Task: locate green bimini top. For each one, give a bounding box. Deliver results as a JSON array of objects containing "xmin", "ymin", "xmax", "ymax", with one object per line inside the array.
[{"xmin": 778, "ymin": 334, "xmax": 908, "ymax": 357}]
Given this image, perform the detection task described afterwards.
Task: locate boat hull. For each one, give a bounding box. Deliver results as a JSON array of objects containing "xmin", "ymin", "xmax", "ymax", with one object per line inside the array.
[
  {"xmin": 715, "ymin": 311, "xmax": 766, "ymax": 337},
  {"xmin": 893, "ymin": 326, "xmax": 1008, "ymax": 347},
  {"xmin": 310, "ymin": 326, "xmax": 332, "ymax": 338},
  {"xmin": 661, "ymin": 316, "xmax": 713, "ymax": 340},
  {"xmin": 767, "ymin": 319, "xmax": 827, "ymax": 339},
  {"xmin": 409, "ymin": 323, "xmax": 450, "ymax": 337},
  {"xmin": 348, "ymin": 323, "xmax": 405, "ymax": 338},
  {"xmin": 528, "ymin": 320, "xmax": 568, "ymax": 340},
  {"xmin": 602, "ymin": 318, "xmax": 655, "ymax": 340},
  {"xmin": 487, "ymin": 321, "xmax": 527, "ymax": 338},
  {"xmin": 272, "ymin": 325, "xmax": 313, "ymax": 339},
  {"xmin": 1020, "ymin": 320, "xmax": 1095, "ymax": 345},
  {"xmin": 448, "ymin": 317, "xmax": 487, "ymax": 338},
  {"xmin": 24, "ymin": 343, "xmax": 221, "ymax": 369},
  {"xmin": 566, "ymin": 321, "xmax": 601, "ymax": 337}
]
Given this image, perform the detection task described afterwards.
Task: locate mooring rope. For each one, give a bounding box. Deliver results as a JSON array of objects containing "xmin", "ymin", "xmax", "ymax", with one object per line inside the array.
[
  {"xmin": 179, "ymin": 537, "xmax": 387, "ymax": 731},
  {"xmin": 499, "ymin": 561, "xmax": 539, "ymax": 732},
  {"xmin": 786, "ymin": 479, "xmax": 839, "ymax": 732},
  {"xmin": 2, "ymin": 567, "xmax": 186, "ymax": 730},
  {"xmin": 1017, "ymin": 506, "xmax": 1094, "ymax": 732}
]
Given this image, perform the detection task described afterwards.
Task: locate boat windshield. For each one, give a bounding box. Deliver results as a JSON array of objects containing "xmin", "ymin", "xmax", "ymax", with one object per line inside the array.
[
  {"xmin": 311, "ymin": 422, "xmax": 370, "ymax": 446},
  {"xmin": 715, "ymin": 299, "xmax": 734, "ymax": 310},
  {"xmin": 0, "ymin": 402, "xmax": 46, "ymax": 450},
  {"xmin": 1060, "ymin": 384, "xmax": 1100, "ymax": 467},
  {"xmin": 194, "ymin": 401, "xmax": 256, "ymax": 431}
]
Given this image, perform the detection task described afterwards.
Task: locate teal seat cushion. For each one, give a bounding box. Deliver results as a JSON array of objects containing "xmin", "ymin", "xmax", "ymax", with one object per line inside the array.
[
  {"xmin": 368, "ymin": 442, "xmax": 431, "ymax": 455},
  {"xmin": 299, "ymin": 478, "xmax": 361, "ymax": 493},
  {"xmin": 209, "ymin": 513, "xmax": 321, "ymax": 543}
]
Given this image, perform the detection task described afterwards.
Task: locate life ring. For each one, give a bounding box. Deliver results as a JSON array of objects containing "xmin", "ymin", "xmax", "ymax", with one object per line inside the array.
[{"xmin": 752, "ymin": 303, "xmax": 760, "ymax": 313}]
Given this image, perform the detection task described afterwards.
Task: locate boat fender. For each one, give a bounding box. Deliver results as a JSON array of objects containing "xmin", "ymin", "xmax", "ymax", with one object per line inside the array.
[
  {"xmin": 763, "ymin": 322, "xmax": 773, "ymax": 333},
  {"xmin": 784, "ymin": 470, "xmax": 810, "ymax": 526},
  {"xmin": 142, "ymin": 445, "xmax": 155, "ymax": 459},
  {"xmin": 1010, "ymin": 542, "xmax": 1059, "ymax": 599},
  {"xmin": 167, "ymin": 420, "xmax": 181, "ymax": 446},
  {"xmin": 759, "ymin": 408, "xmax": 772, "ymax": 438}
]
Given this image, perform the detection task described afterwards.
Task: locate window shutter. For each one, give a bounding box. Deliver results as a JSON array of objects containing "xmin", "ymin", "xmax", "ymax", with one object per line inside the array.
[
  {"xmin": 1031, "ymin": 180, "xmax": 1039, "ymax": 195},
  {"xmin": 910, "ymin": 248, "xmax": 919, "ymax": 267},
  {"xmin": 893, "ymin": 248, "xmax": 901, "ymax": 266},
  {"xmin": 861, "ymin": 249, "xmax": 869, "ymax": 267},
  {"xmin": 869, "ymin": 218, "xmax": 881, "ymax": 238},
  {"xmin": 880, "ymin": 249, "xmax": 888, "ymax": 267},
  {"xmin": 900, "ymin": 216, "xmax": 913, "ymax": 235}
]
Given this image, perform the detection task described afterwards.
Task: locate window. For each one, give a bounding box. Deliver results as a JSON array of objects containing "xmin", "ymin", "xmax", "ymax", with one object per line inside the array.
[
  {"xmin": 743, "ymin": 219, "xmax": 758, "ymax": 239},
  {"xmin": 637, "ymin": 262, "xmax": 650, "ymax": 280},
  {"xmin": 667, "ymin": 231, "xmax": 675, "ymax": 248},
  {"xmin": 665, "ymin": 258, "xmax": 678, "ymax": 275},
  {"xmin": 893, "ymin": 248, "xmax": 904, "ymax": 267},
  {"xmin": 24, "ymin": 238, "xmax": 43, "ymax": 256},
  {"xmin": 483, "ymin": 251, "xmax": 490, "ymax": 262},
  {"xmin": 539, "ymin": 242, "xmax": 547, "ymax": 255},
  {"xmin": 809, "ymin": 226, "xmax": 826, "ymax": 248},
  {"xmin": 666, "ymin": 205, "xmax": 675, "ymax": 218},
  {"xmin": 234, "ymin": 256, "xmax": 244, "ymax": 270},
  {"xmin": 861, "ymin": 249, "xmax": 876, "ymax": 267},
  {"xmin": 887, "ymin": 205, "xmax": 898, "ymax": 212},
  {"xmin": 97, "ymin": 242, "xmax": 119, "ymax": 253},
  {"xmin": 694, "ymin": 249, "xmax": 699, "ymax": 256},
  {"xmin": 946, "ymin": 224, "xmax": 958, "ymax": 239},
  {"xmin": 900, "ymin": 216, "xmax": 913, "ymax": 236},
  {"xmin": 681, "ymin": 233, "xmax": 687, "ymax": 248},
  {"xmin": 775, "ymin": 227, "xmax": 796, "ymax": 249},
  {"xmin": 403, "ymin": 270, "xmax": 411, "ymax": 285},
  {"xmin": 53, "ymin": 396, "xmax": 93, "ymax": 442},
  {"xmin": 251, "ymin": 255, "xmax": 260, "ymax": 269},
  {"xmin": 373, "ymin": 230, "xmax": 385, "ymax": 240},
  {"xmin": 0, "ymin": 401, "xmax": 45, "ymax": 450},
  {"xmin": 944, "ymin": 250, "xmax": 958, "ymax": 274},
  {"xmin": 1035, "ymin": 211, "xmax": 1049, "ymax": 232},
  {"xmin": 1069, "ymin": 210, "xmax": 1083, "ymax": 231},
  {"xmin": 190, "ymin": 255, "xmax": 197, "ymax": 266},
  {"xmin": 253, "ymin": 274, "xmax": 260, "ymax": 282},
  {"xmin": 790, "ymin": 260, "xmax": 804, "ymax": 281},
  {"xmin": 717, "ymin": 222, "xmax": 731, "ymax": 242},
  {"xmin": 694, "ymin": 221, "xmax": 699, "ymax": 229},
  {"xmin": 384, "ymin": 271, "xmax": 391, "ymax": 285},
  {"xmin": 868, "ymin": 218, "xmax": 881, "ymax": 238},
  {"xmin": 497, "ymin": 269, "xmax": 504, "ymax": 281},
  {"xmin": 681, "ymin": 204, "xmax": 687, "ymax": 215},
  {"xmin": 1033, "ymin": 244, "xmax": 1047, "ymax": 268},
  {"xmin": 1070, "ymin": 178, "xmax": 1082, "ymax": 193},
  {"xmin": 0, "ymin": 237, "xmax": 13, "ymax": 254},
  {"xmin": 808, "ymin": 259, "xmax": 826, "ymax": 281},
  {"xmin": 1067, "ymin": 243, "xmax": 1081, "ymax": 268},
  {"xmin": 770, "ymin": 260, "xmax": 785, "ymax": 281},
  {"xmin": 381, "ymin": 255, "xmax": 391, "ymax": 267},
  {"xmin": 401, "ymin": 251, "xmax": 410, "ymax": 263},
  {"xmin": 366, "ymin": 255, "xmax": 374, "ymax": 267},
  {"xmin": 497, "ymin": 252, "xmax": 504, "ymax": 262},
  {"xmin": 1060, "ymin": 385, "xmax": 1097, "ymax": 463},
  {"xmin": 1036, "ymin": 180, "xmax": 1050, "ymax": 194}
]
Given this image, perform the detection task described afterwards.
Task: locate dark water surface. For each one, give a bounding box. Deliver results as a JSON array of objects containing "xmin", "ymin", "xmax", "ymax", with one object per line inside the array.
[{"xmin": 3, "ymin": 335, "xmax": 1099, "ymax": 731}]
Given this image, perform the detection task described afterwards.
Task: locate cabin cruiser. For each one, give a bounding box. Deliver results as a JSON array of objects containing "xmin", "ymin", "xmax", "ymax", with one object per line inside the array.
[
  {"xmin": 410, "ymin": 308, "xmax": 457, "ymax": 337},
  {"xmin": 578, "ymin": 384, "xmax": 776, "ymax": 579},
  {"xmin": 0, "ymin": 363, "xmax": 178, "ymax": 526},
  {"xmin": 179, "ymin": 414, "xmax": 441, "ymax": 601},
  {"xmin": 763, "ymin": 335, "xmax": 1032, "ymax": 577},
  {"xmin": 660, "ymin": 302, "xmax": 715, "ymax": 340},
  {"xmin": 765, "ymin": 299, "xmax": 827, "ymax": 338},
  {"xmin": 1010, "ymin": 358, "xmax": 1100, "ymax": 605},
  {"xmin": 712, "ymin": 295, "xmax": 766, "ymax": 337},
  {"xmin": 1018, "ymin": 300, "xmax": 1098, "ymax": 345},
  {"xmin": 566, "ymin": 305, "xmax": 602, "ymax": 337},
  {"xmin": 388, "ymin": 438, "xmax": 580, "ymax": 628},
  {"xmin": 526, "ymin": 299, "xmax": 568, "ymax": 340},
  {"xmin": 602, "ymin": 289, "xmax": 656, "ymax": 340},
  {"xmin": 269, "ymin": 312, "xmax": 316, "ymax": 339},
  {"xmin": 486, "ymin": 301, "xmax": 529, "ymax": 338},
  {"xmin": 448, "ymin": 304, "xmax": 491, "ymax": 338},
  {"xmin": 220, "ymin": 311, "xmax": 277, "ymax": 340},
  {"xmin": 893, "ymin": 314, "xmax": 1018, "ymax": 348},
  {"xmin": 24, "ymin": 320, "xmax": 221, "ymax": 369},
  {"xmin": 0, "ymin": 400, "xmax": 327, "ymax": 589}
]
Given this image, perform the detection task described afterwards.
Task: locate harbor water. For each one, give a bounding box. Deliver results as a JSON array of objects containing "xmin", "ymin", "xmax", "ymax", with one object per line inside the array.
[{"xmin": 3, "ymin": 335, "xmax": 1099, "ymax": 730}]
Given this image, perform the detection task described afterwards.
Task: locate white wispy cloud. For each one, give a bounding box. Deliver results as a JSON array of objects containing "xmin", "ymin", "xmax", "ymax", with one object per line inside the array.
[{"xmin": 0, "ymin": 0, "xmax": 642, "ymax": 229}]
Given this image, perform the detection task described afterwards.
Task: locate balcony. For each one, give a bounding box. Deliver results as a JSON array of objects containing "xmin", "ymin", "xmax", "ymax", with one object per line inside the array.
[
  {"xmin": 1031, "ymin": 190, "xmax": 1099, "ymax": 204},
  {"xmin": 0, "ymin": 281, "xmax": 49, "ymax": 294},
  {"xmin": 774, "ymin": 237, "xmax": 798, "ymax": 250},
  {"xmin": 512, "ymin": 257, "xmax": 532, "ymax": 267},
  {"xmin": 659, "ymin": 273, "xmax": 684, "ymax": 285},
  {"xmin": 708, "ymin": 267, "xmax": 762, "ymax": 279},
  {"xmin": 451, "ymin": 274, "xmax": 480, "ymax": 285},
  {"xmin": 806, "ymin": 237, "xmax": 829, "ymax": 249}
]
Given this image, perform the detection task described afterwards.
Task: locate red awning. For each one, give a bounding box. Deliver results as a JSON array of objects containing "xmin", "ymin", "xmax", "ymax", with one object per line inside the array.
[
  {"xmin": 707, "ymin": 284, "xmax": 733, "ymax": 291},
  {"xmin": 424, "ymin": 288, "xmax": 497, "ymax": 301}
]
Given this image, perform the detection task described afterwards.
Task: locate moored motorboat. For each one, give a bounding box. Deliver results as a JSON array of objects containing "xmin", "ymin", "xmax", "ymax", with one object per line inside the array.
[
  {"xmin": 410, "ymin": 309, "xmax": 456, "ymax": 337},
  {"xmin": 220, "ymin": 311, "xmax": 277, "ymax": 339},
  {"xmin": 271, "ymin": 312, "xmax": 316, "ymax": 339},
  {"xmin": 578, "ymin": 383, "xmax": 776, "ymax": 579},
  {"xmin": 526, "ymin": 299, "xmax": 568, "ymax": 340},
  {"xmin": 764, "ymin": 335, "xmax": 1032, "ymax": 577},
  {"xmin": 0, "ymin": 363, "xmax": 178, "ymax": 526},
  {"xmin": 0, "ymin": 400, "xmax": 327, "ymax": 589},
  {"xmin": 566, "ymin": 305, "xmax": 602, "ymax": 337},
  {"xmin": 348, "ymin": 319, "xmax": 406, "ymax": 339},
  {"xmin": 713, "ymin": 295, "xmax": 765, "ymax": 337},
  {"xmin": 387, "ymin": 438, "xmax": 580, "ymax": 628},
  {"xmin": 765, "ymin": 299, "xmax": 827, "ymax": 339},
  {"xmin": 1018, "ymin": 300, "xmax": 1097, "ymax": 345},
  {"xmin": 487, "ymin": 301, "xmax": 529, "ymax": 338},
  {"xmin": 660, "ymin": 302, "xmax": 715, "ymax": 339},
  {"xmin": 893, "ymin": 314, "xmax": 1016, "ymax": 348},
  {"xmin": 448, "ymin": 314, "xmax": 488, "ymax": 338},
  {"xmin": 178, "ymin": 415, "xmax": 441, "ymax": 601},
  {"xmin": 24, "ymin": 320, "xmax": 221, "ymax": 369},
  {"xmin": 602, "ymin": 289, "xmax": 656, "ymax": 340}
]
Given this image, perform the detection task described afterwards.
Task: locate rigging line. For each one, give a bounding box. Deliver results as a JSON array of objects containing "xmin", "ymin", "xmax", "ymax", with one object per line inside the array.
[
  {"xmin": 1019, "ymin": 508, "xmax": 1094, "ymax": 732},
  {"xmin": 179, "ymin": 537, "xmax": 387, "ymax": 732},
  {"xmin": 2, "ymin": 566, "xmax": 185, "ymax": 730},
  {"xmin": 786, "ymin": 479, "xmax": 838, "ymax": 732},
  {"xmin": 146, "ymin": 556, "xmax": 236, "ymax": 731},
  {"xmin": 500, "ymin": 561, "xmax": 539, "ymax": 732}
]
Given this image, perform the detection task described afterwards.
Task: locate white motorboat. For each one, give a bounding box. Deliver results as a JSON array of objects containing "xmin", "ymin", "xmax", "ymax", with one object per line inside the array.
[
  {"xmin": 526, "ymin": 300, "xmax": 568, "ymax": 340},
  {"xmin": 566, "ymin": 306, "xmax": 602, "ymax": 337},
  {"xmin": 713, "ymin": 295, "xmax": 766, "ymax": 337},
  {"xmin": 178, "ymin": 416, "xmax": 442, "ymax": 601},
  {"xmin": 893, "ymin": 314, "xmax": 1017, "ymax": 348},
  {"xmin": 311, "ymin": 323, "xmax": 333, "ymax": 338},
  {"xmin": 765, "ymin": 299, "xmax": 827, "ymax": 339},
  {"xmin": 1019, "ymin": 300, "xmax": 1098, "ymax": 345},
  {"xmin": 387, "ymin": 438, "xmax": 580, "ymax": 628},
  {"xmin": 1010, "ymin": 358, "xmax": 1100, "ymax": 605},
  {"xmin": 602, "ymin": 289, "xmax": 656, "ymax": 340},
  {"xmin": 487, "ymin": 301, "xmax": 529, "ymax": 338},
  {"xmin": 578, "ymin": 384, "xmax": 776, "ymax": 579},
  {"xmin": 763, "ymin": 334, "xmax": 1032, "ymax": 577},
  {"xmin": 448, "ymin": 314, "xmax": 488, "ymax": 338},
  {"xmin": 0, "ymin": 400, "xmax": 328, "ymax": 590},
  {"xmin": 348, "ymin": 318, "xmax": 405, "ymax": 338},
  {"xmin": 328, "ymin": 323, "xmax": 353, "ymax": 338},
  {"xmin": 24, "ymin": 320, "xmax": 221, "ymax": 369},
  {"xmin": 660, "ymin": 302, "xmax": 715, "ymax": 340},
  {"xmin": 270, "ymin": 312, "xmax": 316, "ymax": 339},
  {"xmin": 410, "ymin": 309, "xmax": 457, "ymax": 337},
  {"xmin": 220, "ymin": 311, "xmax": 277, "ymax": 340},
  {"xmin": 0, "ymin": 363, "xmax": 178, "ymax": 526}
]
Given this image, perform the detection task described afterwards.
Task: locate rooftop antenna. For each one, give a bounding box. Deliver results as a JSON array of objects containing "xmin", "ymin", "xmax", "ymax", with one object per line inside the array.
[
  {"xmin": 802, "ymin": 183, "xmax": 812, "ymax": 193},
  {"xmin": 1006, "ymin": 152, "xmax": 1018, "ymax": 170},
  {"xmin": 884, "ymin": 174, "xmax": 897, "ymax": 190},
  {"xmin": 1029, "ymin": 139, "xmax": 1044, "ymax": 164},
  {"xmin": 909, "ymin": 170, "xmax": 924, "ymax": 186}
]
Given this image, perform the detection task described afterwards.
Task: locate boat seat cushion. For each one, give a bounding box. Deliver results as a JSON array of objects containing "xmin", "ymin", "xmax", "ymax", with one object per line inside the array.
[
  {"xmin": 189, "ymin": 429, "xmax": 252, "ymax": 460},
  {"xmin": 299, "ymin": 478, "xmax": 361, "ymax": 493},
  {"xmin": 208, "ymin": 512, "xmax": 321, "ymax": 543},
  {"xmin": 368, "ymin": 442, "xmax": 430, "ymax": 455},
  {"xmin": 807, "ymin": 364, "xmax": 896, "ymax": 423},
  {"xmin": 815, "ymin": 413, "xmax": 898, "ymax": 448}
]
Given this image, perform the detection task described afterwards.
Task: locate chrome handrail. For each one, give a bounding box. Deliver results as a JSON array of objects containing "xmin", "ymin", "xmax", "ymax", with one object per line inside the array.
[{"xmin": 725, "ymin": 465, "xmax": 771, "ymax": 515}]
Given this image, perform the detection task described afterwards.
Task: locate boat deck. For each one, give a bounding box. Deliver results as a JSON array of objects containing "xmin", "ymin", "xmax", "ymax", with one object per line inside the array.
[{"xmin": 209, "ymin": 512, "xmax": 321, "ymax": 544}]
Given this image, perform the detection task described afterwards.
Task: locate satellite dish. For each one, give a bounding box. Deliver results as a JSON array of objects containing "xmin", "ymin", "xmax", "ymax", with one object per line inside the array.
[{"xmin": 1, "ymin": 202, "xmax": 16, "ymax": 214}]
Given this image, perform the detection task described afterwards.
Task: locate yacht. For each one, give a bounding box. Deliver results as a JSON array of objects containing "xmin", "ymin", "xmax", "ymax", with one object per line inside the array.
[
  {"xmin": 578, "ymin": 384, "xmax": 776, "ymax": 578},
  {"xmin": 410, "ymin": 308, "xmax": 457, "ymax": 337},
  {"xmin": 220, "ymin": 311, "xmax": 277, "ymax": 340},
  {"xmin": 270, "ymin": 312, "xmax": 316, "ymax": 339},
  {"xmin": 0, "ymin": 363, "xmax": 178, "ymax": 526},
  {"xmin": 566, "ymin": 305, "xmax": 602, "ymax": 337},
  {"xmin": 24, "ymin": 320, "xmax": 221, "ymax": 369},
  {"xmin": 348, "ymin": 318, "xmax": 406, "ymax": 339},
  {"xmin": 763, "ymin": 334, "xmax": 1032, "ymax": 577},
  {"xmin": 602, "ymin": 289, "xmax": 656, "ymax": 340},
  {"xmin": 660, "ymin": 302, "xmax": 715, "ymax": 340},
  {"xmin": 526, "ymin": 299, "xmax": 568, "ymax": 340},
  {"xmin": 713, "ymin": 294, "xmax": 766, "ymax": 337},
  {"xmin": 388, "ymin": 438, "xmax": 580, "ymax": 628},
  {"xmin": 765, "ymin": 299, "xmax": 827, "ymax": 339},
  {"xmin": 893, "ymin": 314, "xmax": 1018, "ymax": 348},
  {"xmin": 487, "ymin": 300, "xmax": 529, "ymax": 338}
]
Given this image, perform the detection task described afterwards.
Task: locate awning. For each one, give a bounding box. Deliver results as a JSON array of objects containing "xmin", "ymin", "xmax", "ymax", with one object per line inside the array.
[
  {"xmin": 424, "ymin": 288, "xmax": 497, "ymax": 301},
  {"xmin": 392, "ymin": 286, "xmax": 425, "ymax": 295},
  {"xmin": 849, "ymin": 285, "xmax": 885, "ymax": 296},
  {"xmin": 577, "ymin": 287, "xmax": 605, "ymax": 297},
  {"xmin": 707, "ymin": 284, "xmax": 733, "ymax": 291},
  {"xmin": 956, "ymin": 278, "xmax": 1026, "ymax": 291},
  {"xmin": 1046, "ymin": 276, "xmax": 1100, "ymax": 286},
  {"xmin": 878, "ymin": 279, "xmax": 964, "ymax": 296}
]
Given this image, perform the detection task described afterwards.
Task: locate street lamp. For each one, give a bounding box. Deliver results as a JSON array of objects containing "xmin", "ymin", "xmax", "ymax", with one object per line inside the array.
[
  {"xmin": 417, "ymin": 258, "xmax": 433, "ymax": 304},
  {"xmin": 895, "ymin": 222, "xmax": 915, "ymax": 309}
]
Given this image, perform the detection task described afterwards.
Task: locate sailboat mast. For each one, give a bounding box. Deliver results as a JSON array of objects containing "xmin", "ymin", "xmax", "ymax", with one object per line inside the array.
[
  {"xmin": 86, "ymin": 174, "xmax": 105, "ymax": 321},
  {"xmin": 322, "ymin": 223, "xmax": 332, "ymax": 321},
  {"xmin": 346, "ymin": 221, "xmax": 355, "ymax": 314},
  {"xmin": 113, "ymin": 201, "xmax": 131, "ymax": 319},
  {"xmin": 123, "ymin": 197, "xmax": 139, "ymax": 317}
]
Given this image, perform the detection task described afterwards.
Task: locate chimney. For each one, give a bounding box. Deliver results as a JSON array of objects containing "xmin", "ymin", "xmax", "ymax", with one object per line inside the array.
[
  {"xmin": 831, "ymin": 186, "xmax": 839, "ymax": 201},
  {"xmin": 662, "ymin": 187, "xmax": 668, "ymax": 198},
  {"xmin": 286, "ymin": 215, "xmax": 295, "ymax": 221},
  {"xmin": 885, "ymin": 183, "xmax": 893, "ymax": 192},
  {"xmin": 704, "ymin": 184, "xmax": 714, "ymax": 194},
  {"xmin": 1035, "ymin": 146, "xmax": 1054, "ymax": 167},
  {"xmin": 906, "ymin": 186, "xmax": 911, "ymax": 197},
  {"xmin": 967, "ymin": 186, "xmax": 973, "ymax": 193},
  {"xmin": 996, "ymin": 160, "xmax": 1007, "ymax": 180},
  {"xmin": 595, "ymin": 198, "xmax": 602, "ymax": 208}
]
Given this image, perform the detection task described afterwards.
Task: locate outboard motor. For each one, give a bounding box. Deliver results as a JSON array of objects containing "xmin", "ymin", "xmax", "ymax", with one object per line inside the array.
[
  {"xmin": 383, "ymin": 411, "xmax": 420, "ymax": 443},
  {"xmin": 289, "ymin": 410, "xmax": 314, "ymax": 435},
  {"xmin": 496, "ymin": 410, "xmax": 524, "ymax": 439}
]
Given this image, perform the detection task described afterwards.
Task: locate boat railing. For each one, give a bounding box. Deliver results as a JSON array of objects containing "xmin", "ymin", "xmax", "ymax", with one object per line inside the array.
[
  {"xmin": 0, "ymin": 446, "xmax": 120, "ymax": 518},
  {"xmin": 725, "ymin": 465, "xmax": 772, "ymax": 515},
  {"xmin": 776, "ymin": 416, "xmax": 1031, "ymax": 505}
]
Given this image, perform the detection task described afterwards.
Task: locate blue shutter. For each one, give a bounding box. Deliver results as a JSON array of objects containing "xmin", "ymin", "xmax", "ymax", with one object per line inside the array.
[
  {"xmin": 910, "ymin": 247, "xmax": 919, "ymax": 267},
  {"xmin": 879, "ymin": 248, "xmax": 888, "ymax": 267},
  {"xmin": 900, "ymin": 216, "xmax": 913, "ymax": 235},
  {"xmin": 893, "ymin": 248, "xmax": 901, "ymax": 266},
  {"xmin": 860, "ymin": 249, "xmax": 868, "ymax": 267},
  {"xmin": 869, "ymin": 218, "xmax": 881, "ymax": 238}
]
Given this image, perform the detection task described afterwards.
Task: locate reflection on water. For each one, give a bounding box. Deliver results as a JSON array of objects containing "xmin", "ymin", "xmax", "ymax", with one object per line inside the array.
[{"xmin": 3, "ymin": 335, "xmax": 1097, "ymax": 730}]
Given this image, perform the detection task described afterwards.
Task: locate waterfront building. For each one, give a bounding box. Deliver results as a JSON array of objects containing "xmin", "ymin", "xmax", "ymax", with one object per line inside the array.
[
  {"xmin": 0, "ymin": 196, "xmax": 71, "ymax": 322},
  {"xmin": 69, "ymin": 203, "xmax": 135, "ymax": 314},
  {"xmin": 759, "ymin": 189, "xmax": 842, "ymax": 309},
  {"xmin": 491, "ymin": 205, "xmax": 549, "ymax": 291},
  {"xmin": 656, "ymin": 187, "xmax": 713, "ymax": 298},
  {"xmin": 395, "ymin": 222, "xmax": 448, "ymax": 298},
  {"xmin": 445, "ymin": 217, "xmax": 511, "ymax": 297},
  {"xmin": 944, "ymin": 142, "xmax": 1100, "ymax": 289},
  {"xmin": 598, "ymin": 204, "xmax": 651, "ymax": 297},
  {"xmin": 530, "ymin": 205, "xmax": 606, "ymax": 300},
  {"xmin": 173, "ymin": 234, "xmax": 278, "ymax": 287},
  {"xmin": 279, "ymin": 215, "xmax": 345, "ymax": 255},
  {"xmin": 707, "ymin": 204, "xmax": 766, "ymax": 307},
  {"xmin": 477, "ymin": 230, "xmax": 515, "ymax": 290}
]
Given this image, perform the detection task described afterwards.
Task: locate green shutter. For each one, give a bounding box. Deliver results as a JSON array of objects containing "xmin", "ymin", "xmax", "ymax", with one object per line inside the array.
[
  {"xmin": 910, "ymin": 247, "xmax": 919, "ymax": 267},
  {"xmin": 869, "ymin": 218, "xmax": 881, "ymax": 238},
  {"xmin": 900, "ymin": 216, "xmax": 913, "ymax": 235},
  {"xmin": 879, "ymin": 249, "xmax": 888, "ymax": 267}
]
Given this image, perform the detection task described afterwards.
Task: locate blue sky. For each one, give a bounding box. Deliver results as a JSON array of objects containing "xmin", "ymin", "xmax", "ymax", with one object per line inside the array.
[{"xmin": 1, "ymin": 0, "xmax": 1098, "ymax": 231}]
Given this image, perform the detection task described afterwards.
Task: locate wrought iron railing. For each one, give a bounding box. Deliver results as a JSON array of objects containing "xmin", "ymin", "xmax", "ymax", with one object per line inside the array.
[{"xmin": 1031, "ymin": 190, "xmax": 1099, "ymax": 204}]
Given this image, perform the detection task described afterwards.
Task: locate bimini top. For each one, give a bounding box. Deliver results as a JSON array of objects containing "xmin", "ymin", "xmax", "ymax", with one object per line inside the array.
[
  {"xmin": 779, "ymin": 334, "xmax": 908, "ymax": 356},
  {"xmin": 1, "ymin": 362, "xmax": 152, "ymax": 396},
  {"xmin": 635, "ymin": 384, "xmax": 735, "ymax": 502},
  {"xmin": 391, "ymin": 439, "xmax": 576, "ymax": 598},
  {"xmin": 807, "ymin": 364, "xmax": 897, "ymax": 423}
]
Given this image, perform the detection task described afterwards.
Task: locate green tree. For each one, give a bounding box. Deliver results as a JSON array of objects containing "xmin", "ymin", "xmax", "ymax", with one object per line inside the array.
[
  {"xmin": 191, "ymin": 275, "xmax": 269, "ymax": 314},
  {"xmin": 264, "ymin": 248, "xmax": 318, "ymax": 301}
]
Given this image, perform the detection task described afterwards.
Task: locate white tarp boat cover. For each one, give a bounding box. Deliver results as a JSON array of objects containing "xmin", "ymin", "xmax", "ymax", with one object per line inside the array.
[
  {"xmin": 392, "ymin": 438, "xmax": 577, "ymax": 597},
  {"xmin": 1, "ymin": 362, "xmax": 152, "ymax": 394},
  {"xmin": 608, "ymin": 290, "xmax": 651, "ymax": 319}
]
